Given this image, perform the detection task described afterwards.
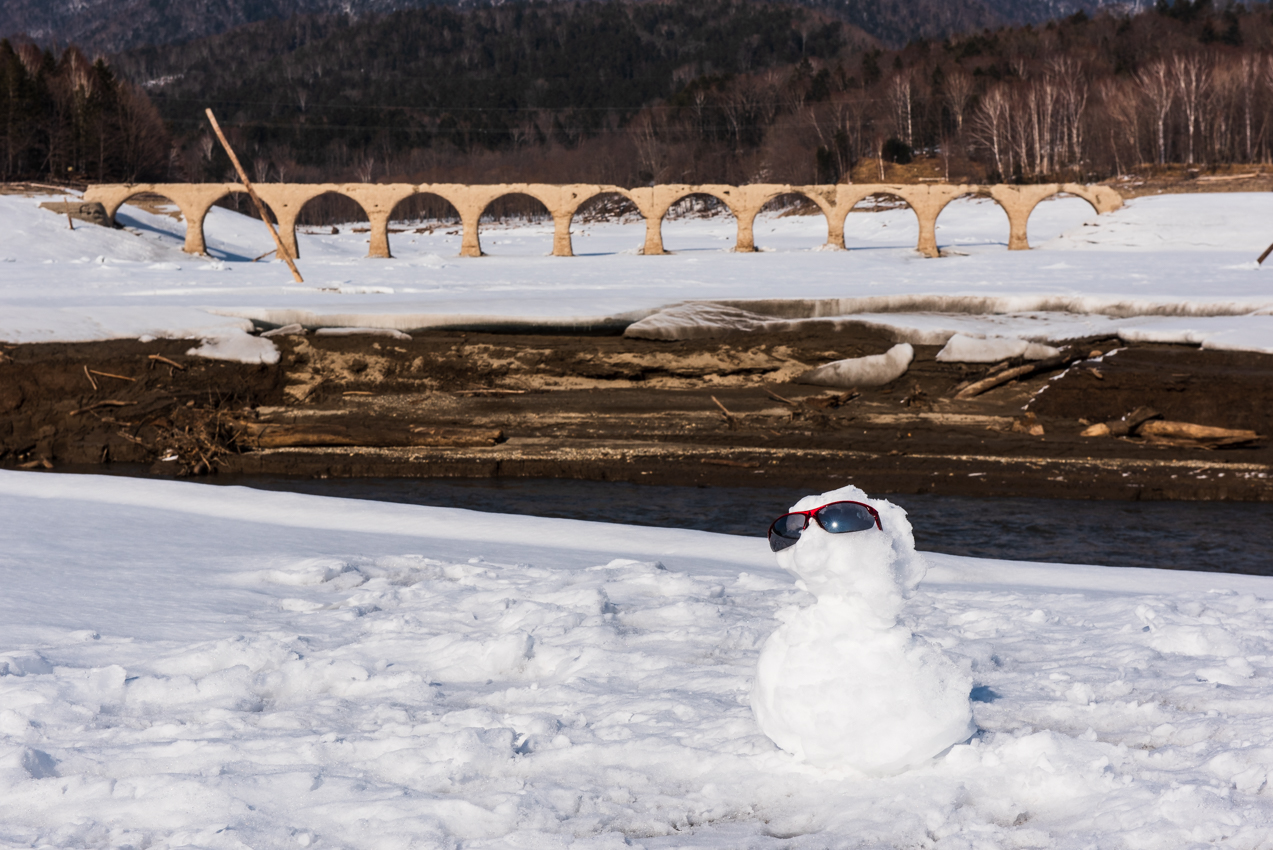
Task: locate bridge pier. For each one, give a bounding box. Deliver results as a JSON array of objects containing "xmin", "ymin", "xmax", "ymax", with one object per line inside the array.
[
  {"xmin": 459, "ymin": 211, "xmax": 483, "ymax": 257},
  {"xmin": 552, "ymin": 213, "xmax": 574, "ymax": 257}
]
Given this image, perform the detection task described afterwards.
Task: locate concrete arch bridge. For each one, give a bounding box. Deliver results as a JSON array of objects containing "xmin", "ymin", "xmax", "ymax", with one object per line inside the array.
[{"xmin": 83, "ymin": 181, "xmax": 1123, "ymax": 260}]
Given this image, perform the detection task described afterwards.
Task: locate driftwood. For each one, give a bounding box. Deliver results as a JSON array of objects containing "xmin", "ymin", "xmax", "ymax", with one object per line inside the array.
[
  {"xmin": 1080, "ymin": 406, "xmax": 1160, "ymax": 438},
  {"xmin": 1140, "ymin": 420, "xmax": 1261, "ymax": 447},
  {"xmin": 701, "ymin": 458, "xmax": 760, "ymax": 468},
  {"xmin": 1081, "ymin": 407, "xmax": 1261, "ymax": 447},
  {"xmin": 954, "ymin": 350, "xmax": 1083, "ymax": 399},
  {"xmin": 805, "ymin": 390, "xmax": 859, "ymax": 410},
  {"xmin": 232, "ymin": 420, "xmax": 504, "ymax": 448},
  {"xmin": 763, "ymin": 386, "xmax": 798, "ymax": 406},
  {"xmin": 147, "ymin": 354, "xmax": 186, "ymax": 371},
  {"xmin": 69, "ymin": 400, "xmax": 134, "ymax": 416},
  {"xmin": 1010, "ymin": 412, "xmax": 1045, "ymax": 436},
  {"xmin": 88, "ymin": 369, "xmax": 135, "ymax": 382},
  {"xmin": 762, "ymin": 386, "xmax": 857, "ymax": 410}
]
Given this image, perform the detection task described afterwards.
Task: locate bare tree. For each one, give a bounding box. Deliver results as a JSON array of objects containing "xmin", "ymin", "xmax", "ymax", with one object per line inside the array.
[
  {"xmin": 970, "ymin": 85, "xmax": 1011, "ymax": 178},
  {"xmin": 888, "ymin": 72, "xmax": 914, "ymax": 146},
  {"xmin": 944, "ymin": 68, "xmax": 976, "ymax": 138},
  {"xmin": 1024, "ymin": 78, "xmax": 1058, "ymax": 175},
  {"xmin": 1206, "ymin": 58, "xmax": 1240, "ymax": 163},
  {"xmin": 113, "ymin": 82, "xmax": 169, "ymax": 182},
  {"xmin": 1098, "ymin": 79, "xmax": 1140, "ymax": 175},
  {"xmin": 1137, "ymin": 60, "xmax": 1174, "ymax": 165},
  {"xmin": 632, "ymin": 112, "xmax": 663, "ymax": 183},
  {"xmin": 1236, "ymin": 54, "xmax": 1261, "ymax": 162},
  {"xmin": 1172, "ymin": 53, "xmax": 1211, "ymax": 165},
  {"xmin": 1050, "ymin": 56, "xmax": 1088, "ymax": 169}
]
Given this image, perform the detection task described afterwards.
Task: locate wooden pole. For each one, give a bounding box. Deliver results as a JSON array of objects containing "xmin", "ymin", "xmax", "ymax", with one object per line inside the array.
[
  {"xmin": 204, "ymin": 108, "xmax": 303, "ymax": 283},
  {"xmin": 1259, "ymin": 241, "xmax": 1273, "ymax": 265}
]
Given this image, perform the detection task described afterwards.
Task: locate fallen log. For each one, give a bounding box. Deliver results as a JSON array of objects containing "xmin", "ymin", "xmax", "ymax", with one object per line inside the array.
[
  {"xmin": 1080, "ymin": 406, "xmax": 1160, "ymax": 438},
  {"xmin": 701, "ymin": 458, "xmax": 760, "ymax": 468},
  {"xmin": 1139, "ymin": 420, "xmax": 1261, "ymax": 447},
  {"xmin": 233, "ymin": 421, "xmax": 504, "ymax": 448},
  {"xmin": 955, "ymin": 350, "xmax": 1083, "ymax": 399}
]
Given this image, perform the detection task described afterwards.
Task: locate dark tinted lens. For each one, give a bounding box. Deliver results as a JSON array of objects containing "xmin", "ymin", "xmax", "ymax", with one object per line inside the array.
[
  {"xmin": 813, "ymin": 502, "xmax": 877, "ymax": 534},
  {"xmin": 767, "ymin": 514, "xmax": 806, "ymax": 552}
]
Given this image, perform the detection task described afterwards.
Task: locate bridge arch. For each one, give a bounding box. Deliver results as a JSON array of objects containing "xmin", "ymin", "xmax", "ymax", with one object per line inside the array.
[
  {"xmin": 108, "ymin": 188, "xmax": 190, "ymax": 245},
  {"xmin": 291, "ymin": 190, "xmax": 374, "ymax": 260},
  {"xmin": 1022, "ymin": 190, "xmax": 1106, "ymax": 247},
  {"xmin": 92, "ymin": 184, "xmax": 237, "ymax": 255},
  {"xmin": 475, "ymin": 191, "xmax": 557, "ymax": 256},
  {"xmin": 751, "ymin": 191, "xmax": 837, "ymax": 252},
  {"xmin": 202, "ymin": 189, "xmax": 284, "ymax": 261},
  {"xmin": 927, "ymin": 187, "xmax": 1013, "ymax": 252},
  {"xmin": 568, "ymin": 190, "xmax": 645, "ymax": 256},
  {"xmin": 845, "ymin": 190, "xmax": 924, "ymax": 254},
  {"xmin": 655, "ymin": 190, "xmax": 742, "ymax": 254},
  {"xmin": 387, "ymin": 192, "xmax": 463, "ymax": 257}
]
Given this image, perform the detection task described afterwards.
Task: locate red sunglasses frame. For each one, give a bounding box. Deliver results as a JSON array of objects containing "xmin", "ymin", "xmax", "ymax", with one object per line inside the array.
[{"xmin": 767, "ymin": 499, "xmax": 883, "ymax": 547}]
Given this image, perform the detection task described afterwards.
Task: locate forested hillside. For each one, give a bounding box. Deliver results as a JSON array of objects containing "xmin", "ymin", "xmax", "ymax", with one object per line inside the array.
[
  {"xmin": 0, "ymin": 41, "xmax": 168, "ymax": 182},
  {"xmin": 7, "ymin": 0, "xmax": 1273, "ymax": 194},
  {"xmin": 115, "ymin": 0, "xmax": 859, "ymax": 181},
  {"xmin": 3, "ymin": 0, "xmax": 1124, "ymax": 55}
]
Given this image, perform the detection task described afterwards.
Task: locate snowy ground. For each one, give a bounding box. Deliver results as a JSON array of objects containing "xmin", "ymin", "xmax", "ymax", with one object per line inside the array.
[
  {"xmin": 5, "ymin": 193, "xmax": 1273, "ymax": 846},
  {"xmin": 3, "ymin": 470, "xmax": 1273, "ymax": 848},
  {"xmin": 2, "ymin": 191, "xmax": 1273, "ymax": 356}
]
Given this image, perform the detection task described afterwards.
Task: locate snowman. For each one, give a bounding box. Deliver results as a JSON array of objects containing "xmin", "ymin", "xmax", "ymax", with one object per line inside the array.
[{"xmin": 750, "ymin": 483, "xmax": 974, "ymax": 774}]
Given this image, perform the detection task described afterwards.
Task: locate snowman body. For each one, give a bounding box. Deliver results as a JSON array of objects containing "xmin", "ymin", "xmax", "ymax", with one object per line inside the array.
[{"xmin": 750, "ymin": 484, "xmax": 974, "ymax": 774}]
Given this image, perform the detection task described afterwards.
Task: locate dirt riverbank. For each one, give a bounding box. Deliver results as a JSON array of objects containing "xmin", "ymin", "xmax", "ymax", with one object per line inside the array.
[{"xmin": 2, "ymin": 325, "xmax": 1269, "ymax": 500}]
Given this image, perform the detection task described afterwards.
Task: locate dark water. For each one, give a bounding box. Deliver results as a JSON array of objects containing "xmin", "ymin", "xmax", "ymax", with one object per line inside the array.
[{"xmin": 158, "ymin": 473, "xmax": 1273, "ymax": 576}]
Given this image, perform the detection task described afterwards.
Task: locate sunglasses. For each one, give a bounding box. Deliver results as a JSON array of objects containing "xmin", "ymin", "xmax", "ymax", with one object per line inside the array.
[{"xmin": 767, "ymin": 500, "xmax": 882, "ymax": 552}]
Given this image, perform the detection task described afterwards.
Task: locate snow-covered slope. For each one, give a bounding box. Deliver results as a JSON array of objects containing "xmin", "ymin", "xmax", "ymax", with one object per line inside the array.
[
  {"xmin": 3, "ymin": 190, "xmax": 1273, "ymax": 358},
  {"xmin": 2, "ymin": 469, "xmax": 1272, "ymax": 847}
]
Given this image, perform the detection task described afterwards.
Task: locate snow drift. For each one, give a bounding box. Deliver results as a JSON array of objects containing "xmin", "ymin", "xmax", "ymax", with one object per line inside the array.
[{"xmin": 796, "ymin": 343, "xmax": 914, "ymax": 388}]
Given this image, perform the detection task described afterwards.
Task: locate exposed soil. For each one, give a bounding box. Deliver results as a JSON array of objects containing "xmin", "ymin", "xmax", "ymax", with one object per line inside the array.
[{"xmin": 2, "ymin": 325, "xmax": 1270, "ymax": 501}]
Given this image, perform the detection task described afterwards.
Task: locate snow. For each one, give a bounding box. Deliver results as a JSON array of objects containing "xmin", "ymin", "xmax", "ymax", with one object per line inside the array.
[
  {"xmin": 4, "ymin": 469, "xmax": 1273, "ymax": 847},
  {"xmin": 3, "ymin": 191, "xmax": 1273, "ymax": 358},
  {"xmin": 185, "ymin": 330, "xmax": 280, "ymax": 364},
  {"xmin": 795, "ymin": 342, "xmax": 914, "ymax": 388},
  {"xmin": 313, "ymin": 326, "xmax": 413, "ymax": 339},
  {"xmin": 936, "ymin": 333, "xmax": 1061, "ymax": 363},
  {"xmin": 3, "ymin": 190, "xmax": 1273, "ymax": 843},
  {"xmin": 752, "ymin": 485, "xmax": 974, "ymax": 774}
]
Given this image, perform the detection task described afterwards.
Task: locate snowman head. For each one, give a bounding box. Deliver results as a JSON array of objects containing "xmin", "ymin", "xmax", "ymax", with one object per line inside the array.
[{"xmin": 772, "ymin": 484, "xmax": 925, "ymax": 626}]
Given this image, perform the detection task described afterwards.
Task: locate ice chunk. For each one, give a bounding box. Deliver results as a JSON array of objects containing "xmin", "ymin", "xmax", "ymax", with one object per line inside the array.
[
  {"xmin": 186, "ymin": 329, "xmax": 279, "ymax": 364},
  {"xmin": 623, "ymin": 303, "xmax": 778, "ymax": 339},
  {"xmin": 260, "ymin": 323, "xmax": 306, "ymax": 338},
  {"xmin": 0, "ymin": 652, "xmax": 53, "ymax": 677},
  {"xmin": 935, "ymin": 333, "xmax": 1061, "ymax": 363},
  {"xmin": 751, "ymin": 483, "xmax": 974, "ymax": 774},
  {"xmin": 314, "ymin": 327, "xmax": 412, "ymax": 339},
  {"xmin": 796, "ymin": 343, "xmax": 913, "ymax": 388}
]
